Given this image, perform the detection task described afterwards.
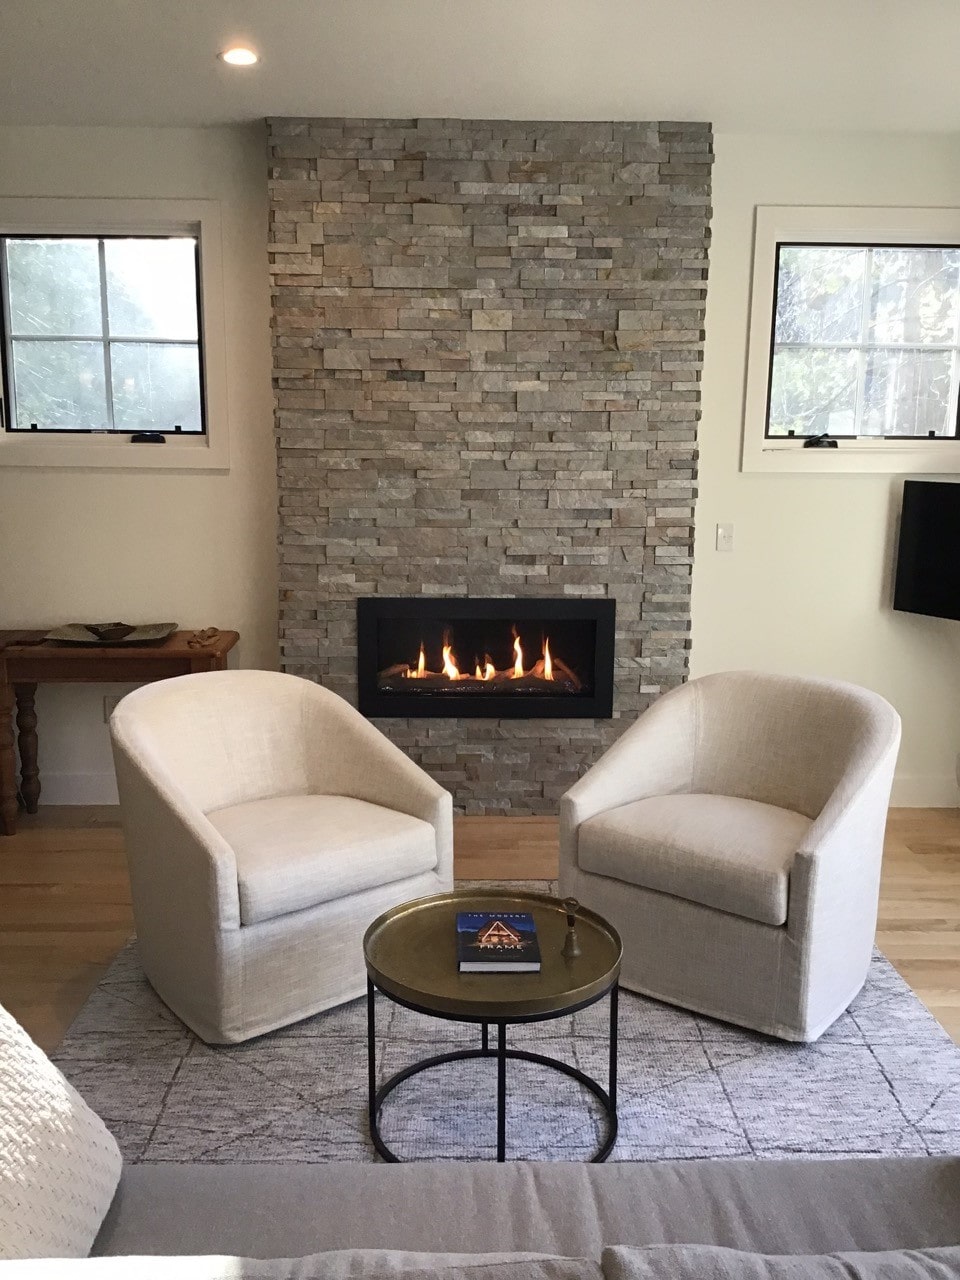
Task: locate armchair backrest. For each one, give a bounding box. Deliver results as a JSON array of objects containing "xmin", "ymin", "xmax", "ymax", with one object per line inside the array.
[
  {"xmin": 110, "ymin": 669, "xmax": 315, "ymax": 813},
  {"xmin": 690, "ymin": 671, "xmax": 901, "ymax": 819}
]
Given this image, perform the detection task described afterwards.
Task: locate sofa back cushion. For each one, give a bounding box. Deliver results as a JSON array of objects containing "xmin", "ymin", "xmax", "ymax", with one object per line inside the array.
[
  {"xmin": 603, "ymin": 1245, "xmax": 960, "ymax": 1278},
  {"xmin": 0, "ymin": 1252, "xmax": 600, "ymax": 1277}
]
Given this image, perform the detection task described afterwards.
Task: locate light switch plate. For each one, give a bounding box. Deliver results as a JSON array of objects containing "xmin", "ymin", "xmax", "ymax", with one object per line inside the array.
[{"xmin": 716, "ymin": 522, "xmax": 735, "ymax": 552}]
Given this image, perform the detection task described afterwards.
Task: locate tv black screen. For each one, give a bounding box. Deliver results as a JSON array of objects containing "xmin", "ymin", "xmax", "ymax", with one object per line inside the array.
[{"xmin": 894, "ymin": 479, "xmax": 960, "ymax": 621}]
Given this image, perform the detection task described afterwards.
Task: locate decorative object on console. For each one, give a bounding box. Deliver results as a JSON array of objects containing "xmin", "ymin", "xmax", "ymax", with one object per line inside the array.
[
  {"xmin": 44, "ymin": 622, "xmax": 178, "ymax": 645},
  {"xmin": 560, "ymin": 670, "xmax": 901, "ymax": 1042}
]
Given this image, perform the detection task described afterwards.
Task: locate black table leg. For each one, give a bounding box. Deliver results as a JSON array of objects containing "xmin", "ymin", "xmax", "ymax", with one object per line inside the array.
[
  {"xmin": 609, "ymin": 983, "xmax": 619, "ymax": 1114},
  {"xmin": 496, "ymin": 1021, "xmax": 507, "ymax": 1162},
  {"xmin": 367, "ymin": 982, "xmax": 618, "ymax": 1163},
  {"xmin": 367, "ymin": 979, "xmax": 377, "ymax": 1130}
]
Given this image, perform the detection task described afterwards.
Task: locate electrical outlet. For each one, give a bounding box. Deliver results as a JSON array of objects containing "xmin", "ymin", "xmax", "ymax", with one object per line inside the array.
[
  {"xmin": 103, "ymin": 695, "xmax": 123, "ymax": 723},
  {"xmin": 715, "ymin": 522, "xmax": 735, "ymax": 553}
]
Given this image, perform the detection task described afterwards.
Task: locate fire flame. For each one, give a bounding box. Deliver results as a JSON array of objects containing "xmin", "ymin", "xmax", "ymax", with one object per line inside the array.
[
  {"xmin": 406, "ymin": 644, "xmax": 427, "ymax": 679},
  {"xmin": 442, "ymin": 643, "xmax": 461, "ymax": 681},
  {"xmin": 401, "ymin": 634, "xmax": 563, "ymax": 685}
]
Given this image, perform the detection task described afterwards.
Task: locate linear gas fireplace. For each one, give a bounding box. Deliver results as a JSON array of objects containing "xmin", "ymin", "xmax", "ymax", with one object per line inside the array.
[{"xmin": 357, "ymin": 597, "xmax": 616, "ymax": 719}]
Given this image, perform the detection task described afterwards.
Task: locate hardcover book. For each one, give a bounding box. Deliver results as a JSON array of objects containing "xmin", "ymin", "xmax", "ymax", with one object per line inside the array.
[{"xmin": 457, "ymin": 911, "xmax": 542, "ymax": 972}]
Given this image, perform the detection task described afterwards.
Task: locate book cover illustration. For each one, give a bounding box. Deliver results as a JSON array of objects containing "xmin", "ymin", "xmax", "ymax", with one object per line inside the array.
[{"xmin": 457, "ymin": 911, "xmax": 542, "ymax": 972}]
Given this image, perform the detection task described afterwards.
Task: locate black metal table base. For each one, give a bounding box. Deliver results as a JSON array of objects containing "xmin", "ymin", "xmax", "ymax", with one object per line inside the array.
[{"xmin": 367, "ymin": 981, "xmax": 618, "ymax": 1163}]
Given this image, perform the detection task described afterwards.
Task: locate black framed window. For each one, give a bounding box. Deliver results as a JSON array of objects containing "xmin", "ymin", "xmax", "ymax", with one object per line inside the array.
[
  {"xmin": 0, "ymin": 234, "xmax": 205, "ymax": 435},
  {"xmin": 765, "ymin": 242, "xmax": 960, "ymax": 440}
]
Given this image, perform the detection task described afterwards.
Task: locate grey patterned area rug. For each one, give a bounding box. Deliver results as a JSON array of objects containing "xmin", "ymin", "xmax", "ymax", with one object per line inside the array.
[{"xmin": 54, "ymin": 941, "xmax": 960, "ymax": 1165}]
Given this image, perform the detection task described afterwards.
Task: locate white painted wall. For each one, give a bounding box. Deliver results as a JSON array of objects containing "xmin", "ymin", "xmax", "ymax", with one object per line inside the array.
[
  {"xmin": 0, "ymin": 125, "xmax": 276, "ymax": 802},
  {"xmin": 693, "ymin": 131, "xmax": 960, "ymax": 805},
  {"xmin": 2, "ymin": 123, "xmax": 958, "ymax": 805}
]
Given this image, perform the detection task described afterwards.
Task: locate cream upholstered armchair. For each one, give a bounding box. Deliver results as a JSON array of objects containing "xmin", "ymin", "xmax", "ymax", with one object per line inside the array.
[
  {"xmin": 559, "ymin": 671, "xmax": 901, "ymax": 1042},
  {"xmin": 110, "ymin": 669, "xmax": 453, "ymax": 1044}
]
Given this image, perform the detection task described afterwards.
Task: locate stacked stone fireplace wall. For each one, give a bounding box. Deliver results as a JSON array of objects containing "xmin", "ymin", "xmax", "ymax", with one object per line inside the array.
[{"xmin": 268, "ymin": 117, "xmax": 712, "ymax": 813}]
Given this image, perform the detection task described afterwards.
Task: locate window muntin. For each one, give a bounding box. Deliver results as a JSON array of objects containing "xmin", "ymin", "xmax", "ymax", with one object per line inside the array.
[
  {"xmin": 765, "ymin": 243, "xmax": 960, "ymax": 440},
  {"xmin": 0, "ymin": 234, "xmax": 205, "ymax": 434}
]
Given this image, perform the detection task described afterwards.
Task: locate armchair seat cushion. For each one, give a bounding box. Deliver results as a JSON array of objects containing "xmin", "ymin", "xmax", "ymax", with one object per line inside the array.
[
  {"xmin": 577, "ymin": 793, "xmax": 810, "ymax": 926},
  {"xmin": 207, "ymin": 795, "xmax": 438, "ymax": 926}
]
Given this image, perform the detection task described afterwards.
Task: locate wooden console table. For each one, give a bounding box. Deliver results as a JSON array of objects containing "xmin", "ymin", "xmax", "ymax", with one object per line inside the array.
[{"xmin": 0, "ymin": 629, "xmax": 239, "ymax": 836}]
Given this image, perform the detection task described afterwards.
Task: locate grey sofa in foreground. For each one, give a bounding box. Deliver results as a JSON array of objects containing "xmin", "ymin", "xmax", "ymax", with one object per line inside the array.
[{"xmin": 93, "ymin": 1157, "xmax": 960, "ymax": 1260}]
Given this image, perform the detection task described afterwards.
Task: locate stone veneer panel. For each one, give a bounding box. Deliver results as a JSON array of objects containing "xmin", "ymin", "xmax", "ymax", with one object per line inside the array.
[{"xmin": 268, "ymin": 118, "xmax": 712, "ymax": 814}]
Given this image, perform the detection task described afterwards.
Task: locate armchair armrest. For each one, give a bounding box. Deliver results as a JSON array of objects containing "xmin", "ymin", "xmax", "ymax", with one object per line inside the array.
[
  {"xmin": 789, "ymin": 717, "xmax": 901, "ymax": 925},
  {"xmin": 111, "ymin": 717, "xmax": 241, "ymax": 931}
]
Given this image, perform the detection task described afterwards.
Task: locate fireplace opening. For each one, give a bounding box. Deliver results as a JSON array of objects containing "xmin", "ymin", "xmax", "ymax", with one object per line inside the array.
[{"xmin": 357, "ymin": 597, "xmax": 615, "ymax": 719}]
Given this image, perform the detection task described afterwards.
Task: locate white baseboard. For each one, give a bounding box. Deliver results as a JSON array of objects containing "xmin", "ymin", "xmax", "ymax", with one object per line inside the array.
[
  {"xmin": 890, "ymin": 775, "xmax": 959, "ymax": 807},
  {"xmin": 35, "ymin": 771, "xmax": 119, "ymax": 805}
]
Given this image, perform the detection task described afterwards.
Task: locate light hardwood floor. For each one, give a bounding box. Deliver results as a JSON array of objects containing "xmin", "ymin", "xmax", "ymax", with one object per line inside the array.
[{"xmin": 2, "ymin": 807, "xmax": 959, "ymax": 1050}]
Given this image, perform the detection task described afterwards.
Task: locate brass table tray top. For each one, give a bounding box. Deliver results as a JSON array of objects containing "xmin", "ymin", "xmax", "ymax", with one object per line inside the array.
[{"xmin": 363, "ymin": 889, "xmax": 622, "ymax": 1021}]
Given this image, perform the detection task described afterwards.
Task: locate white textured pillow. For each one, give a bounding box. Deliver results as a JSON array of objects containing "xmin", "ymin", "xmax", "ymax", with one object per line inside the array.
[{"xmin": 0, "ymin": 1003, "xmax": 122, "ymax": 1259}]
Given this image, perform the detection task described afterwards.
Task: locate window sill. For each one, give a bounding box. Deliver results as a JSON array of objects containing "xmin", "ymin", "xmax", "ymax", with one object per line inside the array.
[
  {"xmin": 0, "ymin": 431, "xmax": 229, "ymax": 471},
  {"xmin": 742, "ymin": 439, "xmax": 960, "ymax": 475}
]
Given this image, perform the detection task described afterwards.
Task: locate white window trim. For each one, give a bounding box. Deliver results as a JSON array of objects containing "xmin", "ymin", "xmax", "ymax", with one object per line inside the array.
[
  {"xmin": 742, "ymin": 205, "xmax": 960, "ymax": 475},
  {"xmin": 0, "ymin": 197, "xmax": 229, "ymax": 471}
]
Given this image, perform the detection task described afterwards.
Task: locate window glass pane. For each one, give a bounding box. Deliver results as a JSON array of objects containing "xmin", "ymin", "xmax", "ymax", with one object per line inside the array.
[
  {"xmin": 104, "ymin": 238, "xmax": 199, "ymax": 339},
  {"xmin": 11, "ymin": 339, "xmax": 108, "ymax": 429},
  {"xmin": 768, "ymin": 347, "xmax": 858, "ymax": 437},
  {"xmin": 5, "ymin": 238, "xmax": 103, "ymax": 337},
  {"xmin": 861, "ymin": 348, "xmax": 955, "ymax": 437},
  {"xmin": 868, "ymin": 247, "xmax": 960, "ymax": 345},
  {"xmin": 774, "ymin": 246, "xmax": 866, "ymax": 344},
  {"xmin": 110, "ymin": 342, "xmax": 202, "ymax": 432}
]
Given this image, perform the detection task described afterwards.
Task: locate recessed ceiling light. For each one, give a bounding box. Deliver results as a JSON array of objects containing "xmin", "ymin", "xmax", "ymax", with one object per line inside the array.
[{"xmin": 219, "ymin": 47, "xmax": 259, "ymax": 66}]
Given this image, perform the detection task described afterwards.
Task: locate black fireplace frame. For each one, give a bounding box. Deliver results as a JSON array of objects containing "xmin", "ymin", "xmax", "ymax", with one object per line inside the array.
[{"xmin": 357, "ymin": 597, "xmax": 616, "ymax": 720}]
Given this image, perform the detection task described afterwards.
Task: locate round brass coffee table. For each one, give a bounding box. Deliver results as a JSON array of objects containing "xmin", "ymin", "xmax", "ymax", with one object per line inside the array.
[{"xmin": 363, "ymin": 889, "xmax": 622, "ymax": 1163}]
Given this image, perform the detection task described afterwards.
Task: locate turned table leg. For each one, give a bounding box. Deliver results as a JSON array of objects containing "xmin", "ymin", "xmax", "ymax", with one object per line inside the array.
[
  {"xmin": 0, "ymin": 679, "xmax": 17, "ymax": 835},
  {"xmin": 15, "ymin": 683, "xmax": 39, "ymax": 814}
]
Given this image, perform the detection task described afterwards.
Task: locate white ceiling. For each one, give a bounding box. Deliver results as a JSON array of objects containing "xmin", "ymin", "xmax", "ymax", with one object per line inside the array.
[{"xmin": 0, "ymin": 0, "xmax": 957, "ymax": 133}]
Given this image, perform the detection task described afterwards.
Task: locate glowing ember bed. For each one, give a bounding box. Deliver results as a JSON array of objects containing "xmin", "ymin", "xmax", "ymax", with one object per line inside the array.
[{"xmin": 356, "ymin": 597, "xmax": 616, "ymax": 719}]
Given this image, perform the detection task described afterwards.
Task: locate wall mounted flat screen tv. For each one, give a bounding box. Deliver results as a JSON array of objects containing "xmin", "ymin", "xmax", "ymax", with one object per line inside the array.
[{"xmin": 894, "ymin": 480, "xmax": 960, "ymax": 621}]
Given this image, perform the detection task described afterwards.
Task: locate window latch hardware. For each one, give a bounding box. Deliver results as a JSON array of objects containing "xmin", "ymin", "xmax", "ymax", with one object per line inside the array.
[
  {"xmin": 130, "ymin": 432, "xmax": 165, "ymax": 444},
  {"xmin": 802, "ymin": 433, "xmax": 838, "ymax": 449}
]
